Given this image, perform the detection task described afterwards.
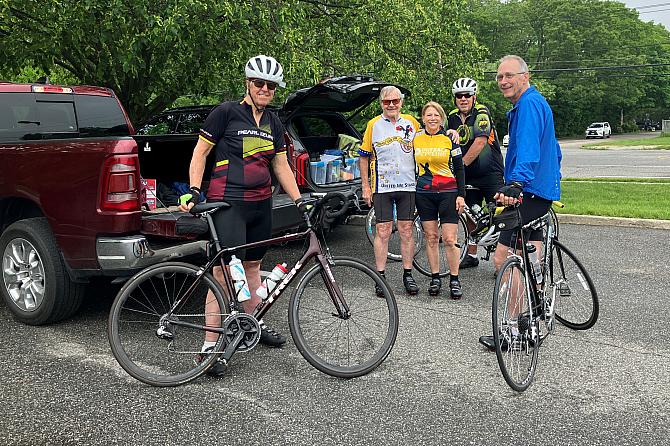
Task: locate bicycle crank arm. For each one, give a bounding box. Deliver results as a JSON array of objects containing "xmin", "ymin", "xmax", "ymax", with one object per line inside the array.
[{"xmin": 220, "ymin": 330, "xmax": 246, "ymax": 362}]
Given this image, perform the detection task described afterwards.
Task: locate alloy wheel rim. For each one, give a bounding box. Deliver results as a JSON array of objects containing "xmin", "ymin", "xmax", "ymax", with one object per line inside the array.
[{"xmin": 3, "ymin": 238, "xmax": 46, "ymax": 312}]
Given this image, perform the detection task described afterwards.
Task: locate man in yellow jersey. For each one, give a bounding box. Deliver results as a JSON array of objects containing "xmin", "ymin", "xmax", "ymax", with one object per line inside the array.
[{"xmin": 359, "ymin": 86, "xmax": 421, "ymax": 295}]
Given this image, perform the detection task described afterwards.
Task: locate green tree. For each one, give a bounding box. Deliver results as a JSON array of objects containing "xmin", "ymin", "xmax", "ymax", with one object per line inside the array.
[
  {"xmin": 465, "ymin": 0, "xmax": 670, "ymax": 136},
  {"xmin": 0, "ymin": 0, "xmax": 483, "ymax": 125}
]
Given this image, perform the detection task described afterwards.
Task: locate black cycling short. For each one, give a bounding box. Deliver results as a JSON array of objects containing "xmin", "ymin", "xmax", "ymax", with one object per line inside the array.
[
  {"xmin": 415, "ymin": 191, "xmax": 460, "ymax": 224},
  {"xmin": 373, "ymin": 191, "xmax": 415, "ymax": 223},
  {"xmin": 497, "ymin": 194, "xmax": 552, "ymax": 247},
  {"xmin": 465, "ymin": 178, "xmax": 504, "ymax": 208},
  {"xmin": 212, "ymin": 199, "xmax": 272, "ymax": 261}
]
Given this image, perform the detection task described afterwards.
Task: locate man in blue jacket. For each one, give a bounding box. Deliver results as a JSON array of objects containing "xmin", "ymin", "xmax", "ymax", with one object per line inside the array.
[{"xmin": 479, "ymin": 55, "xmax": 562, "ymax": 350}]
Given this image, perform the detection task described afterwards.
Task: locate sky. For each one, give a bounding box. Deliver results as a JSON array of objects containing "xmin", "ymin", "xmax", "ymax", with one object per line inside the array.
[{"xmin": 623, "ymin": 1, "xmax": 670, "ymax": 30}]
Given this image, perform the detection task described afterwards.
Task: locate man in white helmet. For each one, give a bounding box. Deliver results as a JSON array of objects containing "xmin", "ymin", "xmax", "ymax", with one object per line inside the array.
[
  {"xmin": 447, "ymin": 77, "xmax": 504, "ymax": 269},
  {"xmin": 179, "ymin": 55, "xmax": 306, "ymax": 375}
]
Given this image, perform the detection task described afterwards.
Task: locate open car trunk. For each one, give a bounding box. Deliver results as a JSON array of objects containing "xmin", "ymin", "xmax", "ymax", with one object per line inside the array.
[
  {"xmin": 280, "ymin": 75, "xmax": 410, "ymax": 198},
  {"xmin": 135, "ymin": 133, "xmax": 309, "ymax": 241}
]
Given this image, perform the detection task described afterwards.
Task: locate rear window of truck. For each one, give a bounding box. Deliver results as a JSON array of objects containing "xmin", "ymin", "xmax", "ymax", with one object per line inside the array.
[{"xmin": 0, "ymin": 92, "xmax": 130, "ymax": 142}]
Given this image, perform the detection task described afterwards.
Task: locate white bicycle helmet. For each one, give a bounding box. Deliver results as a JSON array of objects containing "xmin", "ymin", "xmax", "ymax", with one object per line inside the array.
[
  {"xmin": 452, "ymin": 77, "xmax": 478, "ymax": 96},
  {"xmin": 245, "ymin": 55, "xmax": 286, "ymax": 88}
]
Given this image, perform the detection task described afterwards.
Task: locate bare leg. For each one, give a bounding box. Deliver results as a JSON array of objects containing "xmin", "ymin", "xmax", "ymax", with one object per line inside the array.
[
  {"xmin": 397, "ymin": 220, "xmax": 416, "ymax": 270},
  {"xmin": 421, "ymin": 220, "xmax": 440, "ymax": 273},
  {"xmin": 374, "ymin": 221, "xmax": 392, "ymax": 272},
  {"xmin": 441, "ymin": 222, "xmax": 460, "ymax": 275},
  {"xmin": 241, "ymin": 260, "xmax": 262, "ymax": 315},
  {"xmin": 203, "ymin": 259, "xmax": 263, "ymax": 343},
  {"xmin": 204, "ymin": 265, "xmax": 226, "ymax": 343}
]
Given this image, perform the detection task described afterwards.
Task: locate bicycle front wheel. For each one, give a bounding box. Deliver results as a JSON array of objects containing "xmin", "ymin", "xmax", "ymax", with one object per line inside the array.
[
  {"xmin": 413, "ymin": 215, "xmax": 468, "ymax": 278},
  {"xmin": 550, "ymin": 240, "xmax": 599, "ymax": 330},
  {"xmin": 288, "ymin": 257, "xmax": 399, "ymax": 378},
  {"xmin": 492, "ymin": 257, "xmax": 539, "ymax": 392},
  {"xmin": 108, "ymin": 262, "xmax": 229, "ymax": 387},
  {"xmin": 365, "ymin": 208, "xmax": 421, "ymax": 262}
]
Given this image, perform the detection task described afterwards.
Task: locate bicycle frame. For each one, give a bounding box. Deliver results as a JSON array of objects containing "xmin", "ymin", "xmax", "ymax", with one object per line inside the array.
[
  {"xmin": 507, "ymin": 210, "xmax": 555, "ymax": 322},
  {"xmin": 164, "ymin": 223, "xmax": 350, "ymax": 336}
]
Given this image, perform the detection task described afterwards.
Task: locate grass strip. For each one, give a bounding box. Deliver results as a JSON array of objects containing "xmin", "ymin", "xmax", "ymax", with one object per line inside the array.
[
  {"xmin": 558, "ymin": 179, "xmax": 670, "ymax": 220},
  {"xmin": 583, "ymin": 135, "xmax": 670, "ymax": 149},
  {"xmin": 563, "ymin": 177, "xmax": 670, "ymax": 184}
]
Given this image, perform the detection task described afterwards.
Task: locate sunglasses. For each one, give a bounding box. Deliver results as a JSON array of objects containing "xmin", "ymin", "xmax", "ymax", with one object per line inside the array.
[
  {"xmin": 381, "ymin": 98, "xmax": 401, "ymax": 106},
  {"xmin": 455, "ymin": 93, "xmax": 473, "ymax": 99},
  {"xmin": 249, "ymin": 78, "xmax": 278, "ymax": 91}
]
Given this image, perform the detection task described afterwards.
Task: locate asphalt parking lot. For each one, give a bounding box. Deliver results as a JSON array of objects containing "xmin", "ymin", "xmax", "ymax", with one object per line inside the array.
[{"xmin": 0, "ymin": 222, "xmax": 668, "ymax": 445}]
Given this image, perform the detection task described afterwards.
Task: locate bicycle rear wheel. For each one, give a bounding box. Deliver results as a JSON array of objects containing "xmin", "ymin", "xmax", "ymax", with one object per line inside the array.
[
  {"xmin": 365, "ymin": 208, "xmax": 422, "ymax": 262},
  {"xmin": 108, "ymin": 262, "xmax": 229, "ymax": 387},
  {"xmin": 413, "ymin": 215, "xmax": 468, "ymax": 278},
  {"xmin": 289, "ymin": 257, "xmax": 398, "ymax": 378},
  {"xmin": 550, "ymin": 239, "xmax": 599, "ymax": 330},
  {"xmin": 492, "ymin": 257, "xmax": 539, "ymax": 392}
]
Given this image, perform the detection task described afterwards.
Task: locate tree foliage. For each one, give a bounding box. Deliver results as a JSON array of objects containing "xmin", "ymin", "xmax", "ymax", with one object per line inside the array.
[
  {"xmin": 0, "ymin": 0, "xmax": 482, "ymax": 125},
  {"xmin": 2, "ymin": 0, "xmax": 668, "ymax": 135},
  {"xmin": 465, "ymin": 0, "xmax": 670, "ymax": 136}
]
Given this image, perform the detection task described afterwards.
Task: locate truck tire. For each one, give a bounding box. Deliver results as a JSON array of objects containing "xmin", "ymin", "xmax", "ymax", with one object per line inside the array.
[{"xmin": 0, "ymin": 218, "xmax": 85, "ymax": 325}]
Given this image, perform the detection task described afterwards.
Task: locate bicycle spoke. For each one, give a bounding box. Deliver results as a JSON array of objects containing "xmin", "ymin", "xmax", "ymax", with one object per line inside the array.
[
  {"xmin": 109, "ymin": 264, "xmax": 229, "ymax": 387},
  {"xmin": 289, "ymin": 258, "xmax": 398, "ymax": 378}
]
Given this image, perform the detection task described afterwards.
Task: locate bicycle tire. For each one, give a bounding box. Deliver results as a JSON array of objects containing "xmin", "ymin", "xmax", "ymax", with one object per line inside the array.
[
  {"xmin": 288, "ymin": 257, "xmax": 398, "ymax": 378},
  {"xmin": 550, "ymin": 240, "xmax": 599, "ymax": 330},
  {"xmin": 365, "ymin": 208, "xmax": 422, "ymax": 262},
  {"xmin": 492, "ymin": 257, "xmax": 539, "ymax": 392},
  {"xmin": 413, "ymin": 215, "xmax": 468, "ymax": 278},
  {"xmin": 108, "ymin": 262, "xmax": 229, "ymax": 387}
]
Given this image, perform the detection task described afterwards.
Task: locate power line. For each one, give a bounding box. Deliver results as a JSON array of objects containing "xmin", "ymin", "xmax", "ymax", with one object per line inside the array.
[
  {"xmin": 483, "ymin": 62, "xmax": 670, "ymax": 74},
  {"xmin": 481, "ymin": 55, "xmax": 668, "ymax": 67},
  {"xmin": 633, "ymin": 2, "xmax": 670, "ymax": 9},
  {"xmin": 639, "ymin": 7, "xmax": 670, "ymax": 13}
]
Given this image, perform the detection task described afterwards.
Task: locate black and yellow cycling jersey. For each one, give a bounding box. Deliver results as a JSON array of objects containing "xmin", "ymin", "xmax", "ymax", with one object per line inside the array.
[
  {"xmin": 447, "ymin": 102, "xmax": 504, "ymax": 183},
  {"xmin": 199, "ymin": 100, "xmax": 286, "ymax": 201},
  {"xmin": 413, "ymin": 128, "xmax": 465, "ymax": 196}
]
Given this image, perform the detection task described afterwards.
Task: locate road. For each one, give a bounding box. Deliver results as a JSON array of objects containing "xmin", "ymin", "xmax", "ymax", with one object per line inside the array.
[
  {"xmin": 1, "ymin": 223, "xmax": 668, "ymax": 445},
  {"xmin": 558, "ymin": 133, "xmax": 670, "ymax": 179}
]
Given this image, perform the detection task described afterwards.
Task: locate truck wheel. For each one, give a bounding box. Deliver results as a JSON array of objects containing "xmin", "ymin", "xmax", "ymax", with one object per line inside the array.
[{"xmin": 0, "ymin": 218, "xmax": 85, "ymax": 325}]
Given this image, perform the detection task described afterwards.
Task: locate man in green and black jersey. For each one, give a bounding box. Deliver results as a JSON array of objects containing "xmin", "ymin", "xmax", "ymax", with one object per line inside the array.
[{"xmin": 447, "ymin": 77, "xmax": 505, "ymax": 269}]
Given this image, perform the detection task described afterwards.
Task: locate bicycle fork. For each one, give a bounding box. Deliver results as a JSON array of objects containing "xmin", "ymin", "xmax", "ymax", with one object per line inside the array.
[{"xmin": 318, "ymin": 255, "xmax": 351, "ymax": 319}]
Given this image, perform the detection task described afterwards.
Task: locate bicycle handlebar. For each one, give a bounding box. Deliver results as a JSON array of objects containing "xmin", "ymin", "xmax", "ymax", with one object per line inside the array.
[{"xmin": 305, "ymin": 191, "xmax": 353, "ymax": 226}]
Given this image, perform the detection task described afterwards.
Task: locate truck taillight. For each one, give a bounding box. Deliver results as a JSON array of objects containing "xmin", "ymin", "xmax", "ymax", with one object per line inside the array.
[{"xmin": 100, "ymin": 155, "xmax": 140, "ymax": 212}]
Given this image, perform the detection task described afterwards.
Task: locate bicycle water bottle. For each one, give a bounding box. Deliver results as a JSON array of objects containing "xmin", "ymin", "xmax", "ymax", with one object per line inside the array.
[
  {"xmin": 529, "ymin": 250, "xmax": 543, "ymax": 285},
  {"xmin": 471, "ymin": 203, "xmax": 482, "ymax": 218},
  {"xmin": 256, "ymin": 263, "xmax": 288, "ymax": 300},
  {"xmin": 229, "ymin": 255, "xmax": 251, "ymax": 302}
]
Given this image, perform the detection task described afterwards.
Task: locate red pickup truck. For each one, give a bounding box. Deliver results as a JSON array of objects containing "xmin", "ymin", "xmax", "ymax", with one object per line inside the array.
[
  {"xmin": 0, "ymin": 76, "xmax": 404, "ymax": 325},
  {"xmin": 0, "ymin": 82, "xmax": 221, "ymax": 325}
]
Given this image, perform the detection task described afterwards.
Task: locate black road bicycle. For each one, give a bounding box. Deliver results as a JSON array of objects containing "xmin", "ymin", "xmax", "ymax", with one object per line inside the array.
[
  {"xmin": 108, "ymin": 192, "xmax": 399, "ymax": 387},
  {"xmin": 491, "ymin": 203, "xmax": 598, "ymax": 392}
]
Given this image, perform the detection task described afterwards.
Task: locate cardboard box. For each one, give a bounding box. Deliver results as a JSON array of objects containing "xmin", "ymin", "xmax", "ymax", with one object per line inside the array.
[{"xmin": 141, "ymin": 178, "xmax": 157, "ymax": 210}]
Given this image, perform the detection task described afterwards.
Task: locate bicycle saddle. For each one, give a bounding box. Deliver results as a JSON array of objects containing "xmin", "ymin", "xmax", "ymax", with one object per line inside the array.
[{"xmin": 191, "ymin": 201, "xmax": 231, "ymax": 214}]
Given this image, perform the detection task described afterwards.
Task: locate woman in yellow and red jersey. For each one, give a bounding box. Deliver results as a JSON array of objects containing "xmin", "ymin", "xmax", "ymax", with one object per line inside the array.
[{"xmin": 414, "ymin": 101, "xmax": 466, "ymax": 298}]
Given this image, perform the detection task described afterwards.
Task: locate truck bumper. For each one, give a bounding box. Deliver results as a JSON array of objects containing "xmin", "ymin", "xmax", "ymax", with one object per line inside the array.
[{"xmin": 96, "ymin": 235, "xmax": 206, "ymax": 272}]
